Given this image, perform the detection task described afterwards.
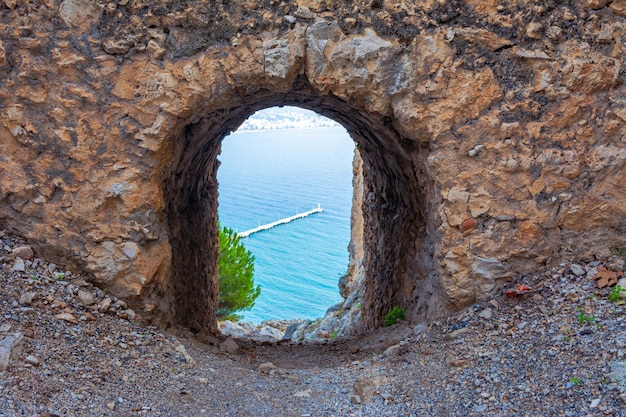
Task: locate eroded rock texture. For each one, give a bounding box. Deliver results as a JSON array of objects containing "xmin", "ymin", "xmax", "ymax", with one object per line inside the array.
[{"xmin": 0, "ymin": 0, "xmax": 624, "ymax": 333}]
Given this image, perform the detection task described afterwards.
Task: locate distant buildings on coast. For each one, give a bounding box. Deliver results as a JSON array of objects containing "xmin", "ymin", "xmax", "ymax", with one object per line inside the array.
[{"xmin": 236, "ymin": 106, "xmax": 341, "ymax": 132}]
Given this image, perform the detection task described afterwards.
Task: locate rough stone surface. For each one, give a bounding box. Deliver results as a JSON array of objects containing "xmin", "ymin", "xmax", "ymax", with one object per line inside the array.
[
  {"xmin": 0, "ymin": 1, "xmax": 624, "ymax": 334},
  {"xmin": 0, "ymin": 333, "xmax": 23, "ymax": 371},
  {"xmin": 1, "ymin": 238, "xmax": 626, "ymax": 415},
  {"xmin": 11, "ymin": 245, "xmax": 33, "ymax": 260},
  {"xmin": 220, "ymin": 338, "xmax": 240, "ymax": 355}
]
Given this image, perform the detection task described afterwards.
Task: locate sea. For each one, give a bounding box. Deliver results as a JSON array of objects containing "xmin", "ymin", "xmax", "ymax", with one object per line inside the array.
[{"xmin": 217, "ymin": 118, "xmax": 355, "ymax": 323}]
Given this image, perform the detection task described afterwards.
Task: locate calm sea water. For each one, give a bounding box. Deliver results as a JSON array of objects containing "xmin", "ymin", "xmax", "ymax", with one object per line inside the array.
[{"xmin": 217, "ymin": 127, "xmax": 354, "ymax": 323}]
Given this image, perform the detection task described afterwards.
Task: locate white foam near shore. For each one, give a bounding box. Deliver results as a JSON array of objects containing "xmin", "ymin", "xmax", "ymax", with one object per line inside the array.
[{"xmin": 237, "ymin": 204, "xmax": 323, "ymax": 238}]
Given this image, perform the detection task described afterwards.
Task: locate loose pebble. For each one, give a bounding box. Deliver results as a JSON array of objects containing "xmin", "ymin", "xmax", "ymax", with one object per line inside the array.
[
  {"xmin": 24, "ymin": 355, "xmax": 39, "ymax": 365},
  {"xmin": 12, "ymin": 258, "xmax": 25, "ymax": 272},
  {"xmin": 293, "ymin": 389, "xmax": 312, "ymax": 398}
]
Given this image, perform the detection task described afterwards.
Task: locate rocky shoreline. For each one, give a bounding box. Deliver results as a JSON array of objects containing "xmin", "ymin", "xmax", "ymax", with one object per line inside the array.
[{"xmin": 2, "ymin": 230, "xmax": 626, "ymax": 416}]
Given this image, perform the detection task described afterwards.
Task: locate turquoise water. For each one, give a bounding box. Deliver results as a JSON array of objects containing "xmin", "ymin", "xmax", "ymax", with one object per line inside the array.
[{"xmin": 217, "ymin": 126, "xmax": 354, "ymax": 323}]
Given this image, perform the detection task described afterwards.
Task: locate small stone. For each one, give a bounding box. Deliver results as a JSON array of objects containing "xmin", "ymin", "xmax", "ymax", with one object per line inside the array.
[
  {"xmin": 77, "ymin": 290, "xmax": 95, "ymax": 306},
  {"xmin": 565, "ymin": 291, "xmax": 579, "ymax": 303},
  {"xmin": 54, "ymin": 313, "xmax": 78, "ymax": 324},
  {"xmin": 562, "ymin": 9, "xmax": 576, "ymax": 21},
  {"xmin": 589, "ymin": 398, "xmax": 601, "ymax": 408},
  {"xmin": 380, "ymin": 393, "xmax": 394, "ymax": 402},
  {"xmin": 103, "ymin": 38, "xmax": 133, "ymax": 55},
  {"xmin": 24, "ymin": 355, "xmax": 39, "ymax": 365},
  {"xmin": 350, "ymin": 345, "xmax": 360, "ymax": 354},
  {"xmin": 72, "ymin": 277, "xmax": 89, "ymax": 287},
  {"xmin": 11, "ymin": 245, "xmax": 33, "ymax": 260},
  {"xmin": 2, "ymin": 0, "xmax": 17, "ymax": 9},
  {"xmin": 198, "ymin": 377, "xmax": 209, "ymax": 383},
  {"xmin": 570, "ymin": 264, "xmax": 585, "ymax": 276},
  {"xmin": 220, "ymin": 337, "xmax": 239, "ymax": 354},
  {"xmin": 450, "ymin": 327, "xmax": 470, "ymax": 337},
  {"xmin": 317, "ymin": 330, "xmax": 330, "ymax": 338},
  {"xmin": 48, "ymin": 263, "xmax": 56, "ymax": 274},
  {"xmin": 146, "ymin": 40, "xmax": 165, "ymax": 59},
  {"xmin": 353, "ymin": 376, "xmax": 383, "ymax": 403},
  {"xmin": 0, "ymin": 333, "xmax": 24, "ymax": 371},
  {"xmin": 468, "ymin": 144, "xmax": 484, "ymax": 157},
  {"xmin": 350, "ymin": 394, "xmax": 362, "ymax": 404},
  {"xmin": 526, "ymin": 22, "xmax": 543, "ymax": 39},
  {"xmin": 586, "ymin": 267, "xmax": 599, "ymax": 280},
  {"xmin": 174, "ymin": 343, "xmax": 196, "ymax": 365},
  {"xmin": 0, "ymin": 324, "xmax": 11, "ymax": 332},
  {"xmin": 258, "ymin": 362, "xmax": 276, "ymax": 374},
  {"xmin": 284, "ymin": 15, "xmax": 296, "ymax": 24},
  {"xmin": 474, "ymin": 404, "xmax": 488, "ymax": 412},
  {"xmin": 478, "ymin": 308, "xmax": 493, "ymax": 319},
  {"xmin": 99, "ymin": 297, "xmax": 112, "ymax": 313},
  {"xmin": 19, "ymin": 291, "xmax": 36, "ymax": 305},
  {"xmin": 293, "ymin": 389, "xmax": 312, "ymax": 397},
  {"xmin": 383, "ymin": 344, "xmax": 404, "ymax": 357},
  {"xmin": 118, "ymin": 309, "xmax": 136, "ymax": 320},
  {"xmin": 106, "ymin": 401, "xmax": 116, "ymax": 410},
  {"xmin": 12, "ymin": 257, "xmax": 25, "ymax": 272}
]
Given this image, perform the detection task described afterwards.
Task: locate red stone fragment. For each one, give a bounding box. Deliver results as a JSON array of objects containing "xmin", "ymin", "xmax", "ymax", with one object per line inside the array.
[{"xmin": 459, "ymin": 218, "xmax": 477, "ymax": 232}]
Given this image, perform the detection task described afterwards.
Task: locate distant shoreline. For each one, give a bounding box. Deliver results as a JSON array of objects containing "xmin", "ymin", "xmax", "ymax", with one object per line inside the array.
[{"xmin": 232, "ymin": 125, "xmax": 343, "ymax": 134}]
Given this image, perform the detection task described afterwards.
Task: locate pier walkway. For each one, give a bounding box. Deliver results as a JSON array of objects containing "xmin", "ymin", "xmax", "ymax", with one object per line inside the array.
[{"xmin": 237, "ymin": 204, "xmax": 323, "ymax": 238}]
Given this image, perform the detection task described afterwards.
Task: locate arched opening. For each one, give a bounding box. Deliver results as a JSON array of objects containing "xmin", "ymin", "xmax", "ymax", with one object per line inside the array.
[
  {"xmin": 217, "ymin": 106, "xmax": 353, "ymax": 324},
  {"xmin": 161, "ymin": 79, "xmax": 438, "ymax": 335}
]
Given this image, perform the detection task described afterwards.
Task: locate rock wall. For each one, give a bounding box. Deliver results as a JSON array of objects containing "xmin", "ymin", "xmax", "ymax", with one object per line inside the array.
[{"xmin": 0, "ymin": 0, "xmax": 624, "ymax": 333}]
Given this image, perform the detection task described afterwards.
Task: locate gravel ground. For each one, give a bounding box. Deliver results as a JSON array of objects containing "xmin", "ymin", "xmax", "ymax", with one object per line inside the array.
[{"xmin": 1, "ymin": 232, "xmax": 626, "ymax": 417}]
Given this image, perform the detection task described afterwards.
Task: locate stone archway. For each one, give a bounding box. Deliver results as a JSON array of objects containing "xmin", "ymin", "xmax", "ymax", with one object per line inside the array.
[
  {"xmin": 1, "ymin": 1, "xmax": 624, "ymax": 335},
  {"xmin": 160, "ymin": 77, "xmax": 440, "ymax": 333}
]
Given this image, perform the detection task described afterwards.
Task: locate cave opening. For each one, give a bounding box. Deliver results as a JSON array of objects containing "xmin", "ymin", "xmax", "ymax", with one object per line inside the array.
[{"xmin": 161, "ymin": 81, "xmax": 432, "ymax": 335}]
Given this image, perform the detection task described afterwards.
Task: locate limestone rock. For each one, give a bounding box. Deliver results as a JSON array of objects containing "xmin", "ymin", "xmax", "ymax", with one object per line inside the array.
[
  {"xmin": 146, "ymin": 40, "xmax": 166, "ymax": 60},
  {"xmin": 0, "ymin": 333, "xmax": 24, "ymax": 371},
  {"xmin": 353, "ymin": 375, "xmax": 387, "ymax": 403},
  {"xmin": 54, "ymin": 313, "xmax": 78, "ymax": 324},
  {"xmin": 447, "ymin": 28, "xmax": 514, "ymax": 51},
  {"xmin": 525, "ymin": 22, "xmax": 544, "ymax": 39},
  {"xmin": 103, "ymin": 38, "xmax": 134, "ymax": 55},
  {"xmin": 98, "ymin": 297, "xmax": 112, "ymax": 313},
  {"xmin": 219, "ymin": 321, "xmax": 249, "ymax": 338},
  {"xmin": 12, "ymin": 246, "xmax": 33, "ymax": 260},
  {"xmin": 174, "ymin": 343, "xmax": 196, "ymax": 366},
  {"xmin": 2, "ymin": 0, "xmax": 17, "ymax": 9},
  {"xmin": 582, "ymin": 0, "xmax": 610, "ymax": 9},
  {"xmin": 220, "ymin": 338, "xmax": 239, "ymax": 355},
  {"xmin": 0, "ymin": 1, "xmax": 623, "ymax": 335},
  {"xmin": 610, "ymin": 1, "xmax": 626, "ymax": 17},
  {"xmin": 24, "ymin": 355, "xmax": 40, "ymax": 366},
  {"xmin": 257, "ymin": 362, "xmax": 276, "ymax": 374},
  {"xmin": 12, "ymin": 258, "xmax": 25, "ymax": 272},
  {"xmin": 77, "ymin": 290, "xmax": 95, "ymax": 306},
  {"xmin": 19, "ymin": 291, "xmax": 36, "ymax": 305},
  {"xmin": 58, "ymin": 0, "xmax": 102, "ymax": 29},
  {"xmin": 249, "ymin": 325, "xmax": 284, "ymax": 341}
]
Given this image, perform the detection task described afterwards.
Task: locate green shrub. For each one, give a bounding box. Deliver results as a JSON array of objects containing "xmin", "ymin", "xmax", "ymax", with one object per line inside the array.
[
  {"xmin": 384, "ymin": 306, "xmax": 405, "ymax": 327},
  {"xmin": 609, "ymin": 285, "xmax": 626, "ymax": 303},
  {"xmin": 216, "ymin": 225, "xmax": 260, "ymax": 321}
]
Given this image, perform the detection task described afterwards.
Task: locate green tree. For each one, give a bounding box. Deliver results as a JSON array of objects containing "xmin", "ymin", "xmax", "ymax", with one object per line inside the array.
[{"xmin": 216, "ymin": 224, "xmax": 260, "ymax": 321}]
